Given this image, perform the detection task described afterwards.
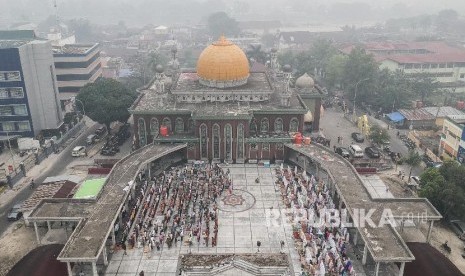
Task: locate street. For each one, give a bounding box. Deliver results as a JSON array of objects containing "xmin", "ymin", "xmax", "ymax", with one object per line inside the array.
[
  {"xmin": 0, "ymin": 123, "xmax": 99, "ymax": 235},
  {"xmin": 320, "ymin": 106, "xmax": 424, "ymax": 176}
]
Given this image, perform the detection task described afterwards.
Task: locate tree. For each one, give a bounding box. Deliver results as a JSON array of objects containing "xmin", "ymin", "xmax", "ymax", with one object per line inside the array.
[
  {"xmin": 342, "ymin": 47, "xmax": 378, "ymax": 101},
  {"xmin": 261, "ymin": 33, "xmax": 277, "ymax": 48},
  {"xmin": 207, "ymin": 12, "xmax": 240, "ymax": 38},
  {"xmin": 246, "ymin": 44, "xmax": 267, "ymax": 64},
  {"xmin": 310, "ymin": 39, "xmax": 337, "ymax": 74},
  {"xmin": 373, "ymin": 70, "xmax": 414, "ymax": 112},
  {"xmin": 402, "ymin": 150, "xmax": 422, "ymax": 180},
  {"xmin": 419, "ymin": 163, "xmax": 465, "ymax": 219},
  {"xmin": 147, "ymin": 50, "xmax": 169, "ymax": 74},
  {"xmin": 410, "ymin": 73, "xmax": 440, "ymax": 104},
  {"xmin": 326, "ymin": 54, "xmax": 348, "ymax": 89},
  {"xmin": 368, "ymin": 124, "xmax": 390, "ymax": 145},
  {"xmin": 77, "ymin": 79, "xmax": 137, "ymax": 130}
]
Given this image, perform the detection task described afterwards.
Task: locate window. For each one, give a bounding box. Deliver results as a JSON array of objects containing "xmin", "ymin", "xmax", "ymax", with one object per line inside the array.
[
  {"xmin": 162, "ymin": 117, "xmax": 171, "ymax": 132},
  {"xmin": 13, "ymin": 105, "xmax": 27, "ymax": 115},
  {"xmin": 150, "ymin": 118, "xmax": 159, "ymax": 137},
  {"xmin": 439, "ymin": 63, "xmax": 446, "ymax": 68},
  {"xmin": 0, "ymin": 88, "xmax": 8, "ymax": 98},
  {"xmin": 175, "ymin": 118, "xmax": 184, "ymax": 133},
  {"xmin": 17, "ymin": 121, "xmax": 30, "ymax": 131},
  {"xmin": 274, "ymin": 118, "xmax": 283, "ymax": 132},
  {"xmin": 237, "ymin": 123, "xmax": 244, "ymax": 160},
  {"xmin": 447, "ymin": 63, "xmax": 453, "ymax": 68},
  {"xmin": 405, "ymin": 64, "xmax": 413, "ymax": 69},
  {"xmin": 138, "ymin": 118, "xmax": 147, "ymax": 147},
  {"xmin": 1, "ymin": 122, "xmax": 14, "ymax": 131},
  {"xmin": 260, "ymin": 118, "xmax": 269, "ymax": 133},
  {"xmin": 10, "ymin": 88, "xmax": 24, "ymax": 98},
  {"xmin": 212, "ymin": 124, "xmax": 220, "ymax": 159},
  {"xmin": 200, "ymin": 124, "xmax": 208, "ymax": 159},
  {"xmin": 224, "ymin": 124, "xmax": 232, "ymax": 161},
  {"xmin": 290, "ymin": 117, "xmax": 299, "ymax": 132},
  {"xmin": 461, "ymin": 73, "xmax": 465, "ymax": 79},
  {"xmin": 0, "ymin": 106, "xmax": 12, "ymax": 115},
  {"xmin": 0, "ymin": 71, "xmax": 22, "ymax": 82}
]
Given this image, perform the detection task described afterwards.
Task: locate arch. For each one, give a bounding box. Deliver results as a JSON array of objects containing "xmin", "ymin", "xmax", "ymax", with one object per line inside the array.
[
  {"xmin": 224, "ymin": 123, "xmax": 233, "ymax": 161},
  {"xmin": 162, "ymin": 117, "xmax": 172, "ymax": 132},
  {"xmin": 274, "ymin": 117, "xmax": 283, "ymax": 133},
  {"xmin": 260, "ymin": 118, "xmax": 269, "ymax": 133},
  {"xmin": 150, "ymin": 118, "xmax": 159, "ymax": 137},
  {"xmin": 200, "ymin": 124, "xmax": 208, "ymax": 159},
  {"xmin": 188, "ymin": 118, "xmax": 194, "ymax": 133},
  {"xmin": 175, "ymin": 117, "xmax": 184, "ymax": 133},
  {"xmin": 138, "ymin": 118, "xmax": 147, "ymax": 146},
  {"xmin": 237, "ymin": 123, "xmax": 245, "ymax": 160},
  {"xmin": 290, "ymin": 117, "xmax": 299, "ymax": 132},
  {"xmin": 212, "ymin": 124, "xmax": 220, "ymax": 159}
]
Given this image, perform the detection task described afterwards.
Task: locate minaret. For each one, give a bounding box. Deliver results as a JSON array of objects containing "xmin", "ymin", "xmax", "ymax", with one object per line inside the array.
[{"xmin": 279, "ymin": 64, "xmax": 292, "ymax": 107}]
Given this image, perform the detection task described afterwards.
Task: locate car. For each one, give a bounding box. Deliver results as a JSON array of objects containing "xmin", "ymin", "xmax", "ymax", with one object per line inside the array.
[
  {"xmin": 410, "ymin": 176, "xmax": 420, "ymax": 184},
  {"xmin": 71, "ymin": 146, "xmax": 87, "ymax": 157},
  {"xmin": 7, "ymin": 203, "xmax": 23, "ymax": 221},
  {"xmin": 351, "ymin": 132, "xmax": 364, "ymax": 143},
  {"xmin": 348, "ymin": 144, "xmax": 364, "ymax": 158},
  {"xmin": 449, "ymin": 220, "xmax": 465, "ymax": 240},
  {"xmin": 335, "ymin": 147, "xmax": 350, "ymax": 158},
  {"xmin": 95, "ymin": 125, "xmax": 107, "ymax": 136},
  {"xmin": 365, "ymin": 146, "xmax": 380, "ymax": 158}
]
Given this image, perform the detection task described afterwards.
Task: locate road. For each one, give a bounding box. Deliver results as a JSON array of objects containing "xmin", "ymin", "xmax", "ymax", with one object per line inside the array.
[
  {"xmin": 0, "ymin": 123, "xmax": 98, "ymax": 235},
  {"xmin": 319, "ymin": 107, "xmax": 423, "ymax": 176}
]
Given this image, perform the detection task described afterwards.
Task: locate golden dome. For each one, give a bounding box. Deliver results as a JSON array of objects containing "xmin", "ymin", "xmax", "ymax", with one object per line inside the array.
[{"xmin": 197, "ymin": 35, "xmax": 249, "ymax": 88}]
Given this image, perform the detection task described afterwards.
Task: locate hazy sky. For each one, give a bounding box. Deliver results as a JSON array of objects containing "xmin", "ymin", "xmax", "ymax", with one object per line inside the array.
[{"xmin": 1, "ymin": 0, "xmax": 465, "ymax": 27}]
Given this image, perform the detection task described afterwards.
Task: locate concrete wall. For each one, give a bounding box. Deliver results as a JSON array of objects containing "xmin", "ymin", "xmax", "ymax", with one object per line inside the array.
[{"xmin": 19, "ymin": 40, "xmax": 63, "ymax": 135}]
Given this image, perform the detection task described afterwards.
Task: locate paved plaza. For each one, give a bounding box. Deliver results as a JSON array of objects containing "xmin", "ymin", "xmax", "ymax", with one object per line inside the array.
[{"xmin": 104, "ymin": 164, "xmax": 302, "ymax": 275}]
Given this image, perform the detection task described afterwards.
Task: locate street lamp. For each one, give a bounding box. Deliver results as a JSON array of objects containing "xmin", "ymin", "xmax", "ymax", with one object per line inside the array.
[{"xmin": 352, "ymin": 78, "xmax": 370, "ymax": 123}]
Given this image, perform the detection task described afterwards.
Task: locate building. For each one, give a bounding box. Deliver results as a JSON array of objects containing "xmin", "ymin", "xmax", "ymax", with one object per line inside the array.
[
  {"xmin": 52, "ymin": 43, "xmax": 102, "ymax": 105},
  {"xmin": 439, "ymin": 115, "xmax": 465, "ymax": 162},
  {"xmin": 340, "ymin": 41, "xmax": 465, "ymax": 92},
  {"xmin": 0, "ymin": 30, "xmax": 63, "ymax": 137},
  {"xmin": 130, "ymin": 36, "xmax": 323, "ymax": 163}
]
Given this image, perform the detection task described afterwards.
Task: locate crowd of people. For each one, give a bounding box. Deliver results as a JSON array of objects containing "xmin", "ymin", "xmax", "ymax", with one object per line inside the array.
[
  {"xmin": 119, "ymin": 161, "xmax": 232, "ymax": 256},
  {"xmin": 276, "ymin": 165, "xmax": 356, "ymax": 276}
]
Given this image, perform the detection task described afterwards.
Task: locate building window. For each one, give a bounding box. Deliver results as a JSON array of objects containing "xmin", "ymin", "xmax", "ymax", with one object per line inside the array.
[
  {"xmin": 13, "ymin": 105, "xmax": 27, "ymax": 115},
  {"xmin": 290, "ymin": 117, "xmax": 299, "ymax": 132},
  {"xmin": 162, "ymin": 117, "xmax": 171, "ymax": 132},
  {"xmin": 274, "ymin": 118, "xmax": 283, "ymax": 132},
  {"xmin": 439, "ymin": 63, "xmax": 446, "ymax": 68},
  {"xmin": 212, "ymin": 124, "xmax": 220, "ymax": 159},
  {"xmin": 260, "ymin": 118, "xmax": 269, "ymax": 133},
  {"xmin": 262, "ymin": 142, "xmax": 270, "ymax": 151},
  {"xmin": 175, "ymin": 118, "xmax": 184, "ymax": 133},
  {"xmin": 10, "ymin": 88, "xmax": 24, "ymax": 98},
  {"xmin": 0, "ymin": 71, "xmax": 21, "ymax": 82},
  {"xmin": 200, "ymin": 124, "xmax": 208, "ymax": 159},
  {"xmin": 0, "ymin": 106, "xmax": 12, "ymax": 115},
  {"xmin": 150, "ymin": 118, "xmax": 159, "ymax": 137},
  {"xmin": 237, "ymin": 123, "xmax": 244, "ymax": 160},
  {"xmin": 188, "ymin": 119, "xmax": 194, "ymax": 133},
  {"xmin": 17, "ymin": 121, "xmax": 30, "ymax": 131},
  {"xmin": 0, "ymin": 88, "xmax": 8, "ymax": 98},
  {"xmin": 224, "ymin": 124, "xmax": 232, "ymax": 161},
  {"xmin": 1, "ymin": 122, "xmax": 14, "ymax": 131},
  {"xmin": 461, "ymin": 74, "xmax": 465, "ymax": 79},
  {"xmin": 138, "ymin": 118, "xmax": 147, "ymax": 147}
]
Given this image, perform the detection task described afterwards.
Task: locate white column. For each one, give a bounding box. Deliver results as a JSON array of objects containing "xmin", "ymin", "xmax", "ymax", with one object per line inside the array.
[
  {"xmin": 103, "ymin": 246, "xmax": 108, "ymax": 266},
  {"xmin": 427, "ymin": 220, "xmax": 434, "ymax": 243},
  {"xmin": 375, "ymin": 262, "xmax": 380, "ymax": 276},
  {"xmin": 67, "ymin": 262, "xmax": 73, "ymax": 276},
  {"xmin": 362, "ymin": 244, "xmax": 368, "ymax": 265},
  {"xmin": 47, "ymin": 221, "xmax": 51, "ymax": 231},
  {"xmin": 353, "ymin": 230, "xmax": 359, "ymax": 246},
  {"xmin": 399, "ymin": 262, "xmax": 405, "ymax": 276},
  {"xmin": 92, "ymin": 262, "xmax": 98, "ymax": 276},
  {"xmin": 111, "ymin": 227, "xmax": 116, "ymax": 246},
  {"xmin": 34, "ymin": 222, "xmax": 41, "ymax": 244}
]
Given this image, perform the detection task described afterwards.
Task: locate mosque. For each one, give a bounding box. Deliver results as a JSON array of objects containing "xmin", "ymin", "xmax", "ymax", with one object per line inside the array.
[{"xmin": 130, "ymin": 36, "xmax": 324, "ymax": 163}]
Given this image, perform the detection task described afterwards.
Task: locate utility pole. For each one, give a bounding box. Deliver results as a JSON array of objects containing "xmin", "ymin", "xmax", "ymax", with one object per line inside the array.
[{"xmin": 352, "ymin": 78, "xmax": 370, "ymax": 123}]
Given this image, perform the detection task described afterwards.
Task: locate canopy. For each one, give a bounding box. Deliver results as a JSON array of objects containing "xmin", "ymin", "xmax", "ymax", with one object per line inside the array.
[{"xmin": 387, "ymin": 112, "xmax": 405, "ymax": 123}]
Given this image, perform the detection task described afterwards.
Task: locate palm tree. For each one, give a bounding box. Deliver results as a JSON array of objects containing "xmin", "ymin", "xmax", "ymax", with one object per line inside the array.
[{"xmin": 402, "ymin": 150, "xmax": 422, "ymax": 181}]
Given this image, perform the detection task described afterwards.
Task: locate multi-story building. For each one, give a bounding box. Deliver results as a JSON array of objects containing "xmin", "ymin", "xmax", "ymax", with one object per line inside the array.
[
  {"xmin": 52, "ymin": 43, "xmax": 102, "ymax": 106},
  {"xmin": 340, "ymin": 41, "xmax": 465, "ymax": 92},
  {"xmin": 0, "ymin": 30, "xmax": 63, "ymax": 137},
  {"xmin": 439, "ymin": 115, "xmax": 465, "ymax": 162}
]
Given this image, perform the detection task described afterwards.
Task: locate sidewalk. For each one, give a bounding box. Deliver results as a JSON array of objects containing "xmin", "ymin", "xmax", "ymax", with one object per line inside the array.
[{"xmin": 0, "ymin": 119, "xmax": 95, "ymax": 209}]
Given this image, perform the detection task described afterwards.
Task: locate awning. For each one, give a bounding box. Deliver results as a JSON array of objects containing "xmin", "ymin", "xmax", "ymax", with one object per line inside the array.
[{"xmin": 387, "ymin": 112, "xmax": 405, "ymax": 123}]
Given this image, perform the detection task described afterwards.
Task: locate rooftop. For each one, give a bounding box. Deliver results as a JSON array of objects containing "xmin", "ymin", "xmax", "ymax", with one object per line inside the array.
[
  {"xmin": 286, "ymin": 143, "xmax": 442, "ymax": 262},
  {"xmin": 0, "ymin": 30, "xmax": 36, "ymax": 40},
  {"xmin": 52, "ymin": 43, "xmax": 99, "ymax": 56},
  {"xmin": 0, "ymin": 40, "xmax": 29, "ymax": 49},
  {"xmin": 398, "ymin": 108, "xmax": 436, "ymax": 121},
  {"xmin": 422, "ymin": 106, "xmax": 465, "ymax": 118}
]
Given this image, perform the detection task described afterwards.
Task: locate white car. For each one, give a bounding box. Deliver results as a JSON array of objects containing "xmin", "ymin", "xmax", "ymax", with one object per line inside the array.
[{"xmin": 72, "ymin": 146, "xmax": 87, "ymax": 157}]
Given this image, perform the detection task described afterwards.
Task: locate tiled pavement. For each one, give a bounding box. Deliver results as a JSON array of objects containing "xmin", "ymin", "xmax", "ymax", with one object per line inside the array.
[{"xmin": 103, "ymin": 164, "xmax": 303, "ymax": 275}]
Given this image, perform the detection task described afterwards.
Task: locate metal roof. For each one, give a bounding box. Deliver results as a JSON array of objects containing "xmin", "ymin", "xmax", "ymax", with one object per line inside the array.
[{"xmin": 398, "ymin": 108, "xmax": 435, "ymax": 121}]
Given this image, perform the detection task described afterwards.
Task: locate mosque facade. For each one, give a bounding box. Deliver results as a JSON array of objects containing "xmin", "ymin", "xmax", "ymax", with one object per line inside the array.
[{"xmin": 130, "ymin": 36, "xmax": 324, "ymax": 163}]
